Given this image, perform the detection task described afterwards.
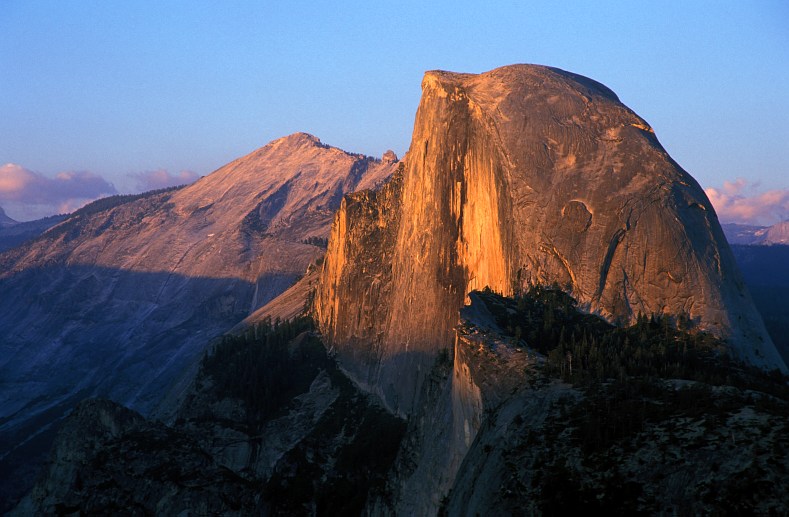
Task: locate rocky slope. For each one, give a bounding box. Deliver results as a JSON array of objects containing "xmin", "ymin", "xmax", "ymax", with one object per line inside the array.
[
  {"xmin": 371, "ymin": 290, "xmax": 789, "ymax": 515},
  {"xmin": 316, "ymin": 64, "xmax": 784, "ymax": 416},
  {"xmin": 14, "ymin": 325, "xmax": 405, "ymax": 516},
  {"xmin": 0, "ymin": 133, "xmax": 396, "ymax": 509}
]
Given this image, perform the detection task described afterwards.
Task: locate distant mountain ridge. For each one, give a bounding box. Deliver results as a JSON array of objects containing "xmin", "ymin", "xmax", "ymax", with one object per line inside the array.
[
  {"xmin": 0, "ymin": 213, "xmax": 67, "ymax": 253},
  {"xmin": 0, "ymin": 206, "xmax": 17, "ymax": 227},
  {"xmin": 723, "ymin": 221, "xmax": 789, "ymax": 246}
]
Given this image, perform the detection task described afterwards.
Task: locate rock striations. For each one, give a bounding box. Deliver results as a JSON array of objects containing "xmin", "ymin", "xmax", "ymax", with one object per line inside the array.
[{"xmin": 316, "ymin": 64, "xmax": 785, "ymax": 415}]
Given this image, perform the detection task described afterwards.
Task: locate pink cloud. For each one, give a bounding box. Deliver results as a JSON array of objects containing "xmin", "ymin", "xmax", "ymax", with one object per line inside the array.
[
  {"xmin": 129, "ymin": 169, "xmax": 199, "ymax": 192},
  {"xmin": 705, "ymin": 178, "xmax": 789, "ymax": 226},
  {"xmin": 0, "ymin": 163, "xmax": 117, "ymax": 219}
]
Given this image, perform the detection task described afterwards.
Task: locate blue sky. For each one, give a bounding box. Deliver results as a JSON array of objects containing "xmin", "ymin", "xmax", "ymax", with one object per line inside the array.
[{"xmin": 1, "ymin": 1, "xmax": 788, "ymax": 223}]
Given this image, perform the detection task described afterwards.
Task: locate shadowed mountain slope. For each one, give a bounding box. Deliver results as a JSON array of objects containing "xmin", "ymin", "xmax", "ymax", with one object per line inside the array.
[
  {"xmin": 730, "ymin": 244, "xmax": 789, "ymax": 364},
  {"xmin": 0, "ymin": 133, "xmax": 396, "ymax": 510},
  {"xmin": 0, "ymin": 213, "xmax": 67, "ymax": 253}
]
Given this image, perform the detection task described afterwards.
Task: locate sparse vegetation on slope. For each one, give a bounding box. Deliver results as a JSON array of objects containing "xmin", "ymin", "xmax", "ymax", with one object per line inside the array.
[
  {"xmin": 200, "ymin": 316, "xmax": 323, "ymax": 423},
  {"xmin": 20, "ymin": 316, "xmax": 406, "ymax": 515},
  {"xmin": 72, "ymin": 186, "xmax": 186, "ymax": 219},
  {"xmin": 460, "ymin": 287, "xmax": 789, "ymax": 514},
  {"xmin": 38, "ymin": 186, "xmax": 184, "ymax": 243},
  {"xmin": 481, "ymin": 284, "xmax": 787, "ymax": 392},
  {"xmin": 302, "ymin": 236, "xmax": 329, "ymax": 248}
]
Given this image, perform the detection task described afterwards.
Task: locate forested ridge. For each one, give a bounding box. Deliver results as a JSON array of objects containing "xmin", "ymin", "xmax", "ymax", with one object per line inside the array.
[{"xmin": 461, "ymin": 286, "xmax": 789, "ymax": 513}]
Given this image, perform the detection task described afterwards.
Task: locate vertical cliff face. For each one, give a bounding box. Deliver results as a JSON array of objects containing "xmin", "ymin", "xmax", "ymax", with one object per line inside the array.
[
  {"xmin": 314, "ymin": 168, "xmax": 404, "ymax": 400},
  {"xmin": 368, "ymin": 293, "xmax": 549, "ymax": 516},
  {"xmin": 316, "ymin": 64, "xmax": 785, "ymax": 415}
]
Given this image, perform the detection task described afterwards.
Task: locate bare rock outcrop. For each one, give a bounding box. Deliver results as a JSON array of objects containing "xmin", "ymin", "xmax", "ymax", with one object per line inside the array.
[
  {"xmin": 723, "ymin": 221, "xmax": 789, "ymax": 246},
  {"xmin": 14, "ymin": 330, "xmax": 406, "ymax": 516},
  {"xmin": 371, "ymin": 290, "xmax": 789, "ymax": 515},
  {"xmin": 382, "ymin": 150, "xmax": 398, "ymax": 163},
  {"xmin": 761, "ymin": 221, "xmax": 789, "ymax": 245},
  {"xmin": 316, "ymin": 64, "xmax": 785, "ymax": 415}
]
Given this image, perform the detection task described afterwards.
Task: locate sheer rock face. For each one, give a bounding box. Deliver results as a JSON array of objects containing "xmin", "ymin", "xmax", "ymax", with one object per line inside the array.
[
  {"xmin": 316, "ymin": 65, "xmax": 785, "ymax": 415},
  {"xmin": 315, "ymin": 170, "xmax": 404, "ymax": 402}
]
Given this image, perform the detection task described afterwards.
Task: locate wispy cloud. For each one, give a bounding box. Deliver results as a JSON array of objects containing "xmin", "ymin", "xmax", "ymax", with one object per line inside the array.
[
  {"xmin": 0, "ymin": 163, "xmax": 117, "ymax": 220},
  {"xmin": 129, "ymin": 169, "xmax": 199, "ymax": 192},
  {"xmin": 0, "ymin": 164, "xmax": 201, "ymax": 221},
  {"xmin": 705, "ymin": 179, "xmax": 789, "ymax": 226}
]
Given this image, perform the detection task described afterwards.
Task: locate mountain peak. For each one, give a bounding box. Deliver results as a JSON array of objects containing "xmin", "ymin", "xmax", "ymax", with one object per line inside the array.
[
  {"xmin": 269, "ymin": 132, "xmax": 326, "ymax": 150},
  {"xmin": 763, "ymin": 220, "xmax": 789, "ymax": 245},
  {"xmin": 382, "ymin": 150, "xmax": 398, "ymax": 163},
  {"xmin": 423, "ymin": 64, "xmax": 621, "ymax": 104},
  {"xmin": 316, "ymin": 64, "xmax": 785, "ymax": 415},
  {"xmin": 724, "ymin": 220, "xmax": 789, "ymax": 246},
  {"xmin": 0, "ymin": 130, "xmax": 400, "ymax": 504}
]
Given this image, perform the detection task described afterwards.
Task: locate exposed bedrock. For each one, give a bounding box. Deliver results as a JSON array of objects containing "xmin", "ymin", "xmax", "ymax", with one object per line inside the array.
[{"xmin": 316, "ymin": 64, "xmax": 785, "ymax": 415}]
